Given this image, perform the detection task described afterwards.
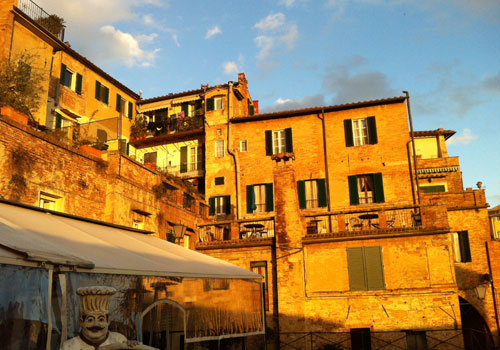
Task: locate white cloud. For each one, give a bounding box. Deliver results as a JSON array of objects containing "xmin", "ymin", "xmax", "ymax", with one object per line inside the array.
[
  {"xmin": 255, "ymin": 13, "xmax": 286, "ymax": 31},
  {"xmin": 447, "ymin": 128, "xmax": 477, "ymax": 145},
  {"xmin": 254, "ymin": 13, "xmax": 298, "ymax": 63},
  {"xmin": 263, "ymin": 94, "xmax": 326, "ymax": 113},
  {"xmin": 99, "ymin": 26, "xmax": 159, "ymax": 67},
  {"xmin": 205, "ymin": 26, "xmax": 222, "ymax": 39},
  {"xmin": 223, "ymin": 61, "xmax": 239, "ymax": 75},
  {"xmin": 280, "ymin": 0, "xmax": 296, "ymax": 8},
  {"xmin": 172, "ymin": 34, "xmax": 180, "ymax": 47}
]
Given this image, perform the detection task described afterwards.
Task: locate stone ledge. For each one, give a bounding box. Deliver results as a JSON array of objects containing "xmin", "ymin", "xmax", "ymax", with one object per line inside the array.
[{"xmin": 196, "ymin": 237, "xmax": 274, "ymax": 250}]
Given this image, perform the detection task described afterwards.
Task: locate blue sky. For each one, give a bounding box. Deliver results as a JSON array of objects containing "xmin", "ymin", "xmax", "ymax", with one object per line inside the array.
[{"xmin": 38, "ymin": 0, "xmax": 500, "ymax": 206}]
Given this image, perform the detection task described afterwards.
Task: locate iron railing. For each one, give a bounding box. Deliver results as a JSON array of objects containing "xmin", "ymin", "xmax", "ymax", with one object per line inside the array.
[{"xmin": 18, "ymin": 0, "xmax": 65, "ymax": 40}]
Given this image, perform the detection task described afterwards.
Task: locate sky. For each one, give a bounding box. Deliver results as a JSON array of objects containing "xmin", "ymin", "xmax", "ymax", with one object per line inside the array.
[{"xmin": 36, "ymin": 0, "xmax": 500, "ymax": 206}]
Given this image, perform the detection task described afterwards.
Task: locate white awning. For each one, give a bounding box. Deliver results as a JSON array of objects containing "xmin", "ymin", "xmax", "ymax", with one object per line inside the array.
[{"xmin": 0, "ymin": 201, "xmax": 260, "ymax": 279}]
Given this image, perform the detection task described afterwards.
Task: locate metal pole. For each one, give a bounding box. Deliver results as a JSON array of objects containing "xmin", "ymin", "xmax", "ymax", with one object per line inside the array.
[
  {"xmin": 319, "ymin": 109, "xmax": 332, "ymax": 232},
  {"xmin": 403, "ymin": 91, "xmax": 421, "ymax": 205},
  {"xmin": 485, "ymin": 241, "xmax": 500, "ymax": 347}
]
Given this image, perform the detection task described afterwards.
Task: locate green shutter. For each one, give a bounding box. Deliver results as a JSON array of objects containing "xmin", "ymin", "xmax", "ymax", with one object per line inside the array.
[
  {"xmin": 367, "ymin": 116, "xmax": 378, "ymax": 144},
  {"xmin": 249, "ymin": 104, "xmax": 255, "ymax": 116},
  {"xmin": 209, "ymin": 197, "xmax": 216, "ymax": 216},
  {"xmin": 317, "ymin": 179, "xmax": 327, "ymax": 207},
  {"xmin": 246, "ymin": 185, "xmax": 255, "ymax": 213},
  {"xmin": 116, "ymin": 94, "xmax": 122, "ymax": 112},
  {"xmin": 265, "ymin": 130, "xmax": 273, "ymax": 156},
  {"xmin": 75, "ymin": 73, "xmax": 82, "ymax": 94},
  {"xmin": 344, "ymin": 119, "xmax": 354, "ymax": 147},
  {"xmin": 364, "ymin": 246, "xmax": 385, "ymax": 290},
  {"xmin": 55, "ymin": 112, "xmax": 62, "ymax": 129},
  {"xmin": 348, "ymin": 176, "xmax": 359, "ymax": 205},
  {"xmin": 421, "ymin": 185, "xmax": 446, "ymax": 193},
  {"xmin": 224, "ymin": 195, "xmax": 231, "ymax": 215},
  {"xmin": 265, "ymin": 183, "xmax": 274, "ymax": 212},
  {"xmin": 206, "ymin": 98, "xmax": 214, "ymax": 111},
  {"xmin": 297, "ymin": 180, "xmax": 306, "ymax": 209},
  {"xmin": 59, "ymin": 63, "xmax": 66, "ymax": 85},
  {"xmin": 95, "ymin": 81, "xmax": 101, "ymax": 100},
  {"xmin": 459, "ymin": 231, "xmax": 472, "ymax": 262},
  {"xmin": 180, "ymin": 146, "xmax": 187, "ymax": 173},
  {"xmin": 181, "ymin": 102, "xmax": 189, "ymax": 115},
  {"xmin": 347, "ymin": 247, "xmax": 367, "ymax": 291},
  {"xmin": 128, "ymin": 101, "xmax": 133, "ymax": 118},
  {"xmin": 373, "ymin": 173, "xmax": 385, "ymax": 203},
  {"xmin": 103, "ymin": 86, "xmax": 109, "ymax": 104},
  {"xmin": 285, "ymin": 127, "xmax": 293, "ymax": 153}
]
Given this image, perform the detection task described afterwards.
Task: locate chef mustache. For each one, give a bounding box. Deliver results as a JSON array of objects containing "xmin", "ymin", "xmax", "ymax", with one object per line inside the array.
[{"xmin": 87, "ymin": 326, "xmax": 106, "ymax": 332}]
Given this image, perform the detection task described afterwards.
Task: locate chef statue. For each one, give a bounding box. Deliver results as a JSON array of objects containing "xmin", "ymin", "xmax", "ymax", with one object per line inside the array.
[{"xmin": 61, "ymin": 286, "xmax": 154, "ymax": 350}]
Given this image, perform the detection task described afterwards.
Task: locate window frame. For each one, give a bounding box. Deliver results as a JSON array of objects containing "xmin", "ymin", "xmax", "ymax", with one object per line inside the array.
[
  {"xmin": 251, "ymin": 261, "xmax": 269, "ymax": 311},
  {"xmin": 95, "ymin": 80, "xmax": 109, "ymax": 105},
  {"xmin": 39, "ymin": 192, "xmax": 63, "ymax": 212},
  {"xmin": 209, "ymin": 195, "xmax": 230, "ymax": 216},
  {"xmin": 214, "ymin": 96, "xmax": 223, "ymax": 110},
  {"xmin": 265, "ymin": 128, "xmax": 293, "ymax": 155},
  {"xmin": 347, "ymin": 246, "xmax": 385, "ymax": 291},
  {"xmin": 453, "ymin": 231, "xmax": 472, "ymax": 263},
  {"xmin": 240, "ymin": 140, "xmax": 248, "ymax": 152},
  {"xmin": 297, "ymin": 179, "xmax": 327, "ymax": 209},
  {"xmin": 215, "ymin": 140, "xmax": 225, "ymax": 158},
  {"xmin": 246, "ymin": 183, "xmax": 274, "ymax": 213},
  {"xmin": 272, "ymin": 129, "xmax": 286, "ymax": 154},
  {"xmin": 348, "ymin": 173, "xmax": 385, "ymax": 205},
  {"xmin": 344, "ymin": 116, "xmax": 378, "ymax": 147},
  {"xmin": 352, "ymin": 118, "xmax": 369, "ymax": 146}
]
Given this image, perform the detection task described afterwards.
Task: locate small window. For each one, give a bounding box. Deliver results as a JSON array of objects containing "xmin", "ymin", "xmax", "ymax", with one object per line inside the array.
[
  {"xmin": 453, "ymin": 231, "xmax": 472, "ymax": 263},
  {"xmin": 183, "ymin": 234, "xmax": 190, "ymax": 249},
  {"xmin": 265, "ymin": 128, "xmax": 293, "ymax": 155},
  {"xmin": 347, "ymin": 246, "xmax": 385, "ymax": 291},
  {"xmin": 344, "ymin": 116, "xmax": 378, "ymax": 147},
  {"xmin": 215, "ymin": 140, "xmax": 224, "ymax": 158},
  {"xmin": 251, "ymin": 261, "xmax": 269, "ymax": 311},
  {"xmin": 59, "ymin": 63, "xmax": 82, "ymax": 94},
  {"xmin": 95, "ymin": 80, "xmax": 109, "ymax": 104},
  {"xmin": 209, "ymin": 195, "xmax": 230, "ymax": 216},
  {"xmin": 39, "ymin": 192, "xmax": 63, "ymax": 212},
  {"xmin": 406, "ymin": 331, "xmax": 428, "ymax": 350},
  {"xmin": 214, "ymin": 97, "xmax": 223, "ymax": 110},
  {"xmin": 133, "ymin": 220, "xmax": 144, "ymax": 230},
  {"xmin": 215, "ymin": 177, "xmax": 225, "ymax": 185},
  {"xmin": 203, "ymin": 279, "xmax": 229, "ymax": 291},
  {"xmin": 240, "ymin": 140, "xmax": 248, "ymax": 152}
]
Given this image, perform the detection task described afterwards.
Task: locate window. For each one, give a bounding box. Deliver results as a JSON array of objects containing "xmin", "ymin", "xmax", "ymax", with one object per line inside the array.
[
  {"xmin": 116, "ymin": 94, "xmax": 133, "ymax": 119},
  {"xmin": 297, "ymin": 179, "xmax": 327, "ymax": 209},
  {"xmin": 251, "ymin": 261, "xmax": 269, "ymax": 311},
  {"xmin": 240, "ymin": 140, "xmax": 248, "ymax": 152},
  {"xmin": 59, "ymin": 63, "xmax": 82, "ymax": 94},
  {"xmin": 133, "ymin": 220, "xmax": 144, "ymax": 230},
  {"xmin": 183, "ymin": 193, "xmax": 194, "ymax": 210},
  {"xmin": 215, "ymin": 177, "xmax": 225, "ymax": 185},
  {"xmin": 265, "ymin": 128, "xmax": 293, "ymax": 155},
  {"xmin": 203, "ymin": 279, "xmax": 230, "ymax": 291},
  {"xmin": 143, "ymin": 152, "xmax": 157, "ymax": 165},
  {"xmin": 247, "ymin": 184, "xmax": 274, "ymax": 213},
  {"xmin": 420, "ymin": 184, "xmax": 447, "ymax": 193},
  {"xmin": 183, "ymin": 234, "xmax": 190, "ymax": 249},
  {"xmin": 453, "ymin": 231, "xmax": 472, "ymax": 263},
  {"xmin": 348, "ymin": 173, "xmax": 385, "ymax": 205},
  {"xmin": 215, "ymin": 140, "xmax": 224, "ymax": 158},
  {"xmin": 406, "ymin": 331, "xmax": 428, "ymax": 350},
  {"xmin": 344, "ymin": 116, "xmax": 378, "ymax": 147},
  {"xmin": 248, "ymin": 99, "xmax": 255, "ymax": 115},
  {"xmin": 180, "ymin": 146, "xmax": 202, "ymax": 173},
  {"xmin": 350, "ymin": 328, "xmax": 371, "ymax": 350},
  {"xmin": 206, "ymin": 96, "xmax": 223, "ymax": 111},
  {"xmin": 94, "ymin": 80, "xmax": 109, "ymax": 104},
  {"xmin": 347, "ymin": 246, "xmax": 385, "ymax": 291},
  {"xmin": 209, "ymin": 195, "xmax": 231, "ymax": 216},
  {"xmin": 39, "ymin": 192, "xmax": 63, "ymax": 212}
]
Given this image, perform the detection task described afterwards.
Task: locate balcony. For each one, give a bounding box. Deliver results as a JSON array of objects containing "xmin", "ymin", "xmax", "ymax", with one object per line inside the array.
[
  {"xmin": 17, "ymin": 0, "xmax": 65, "ymax": 40},
  {"xmin": 158, "ymin": 161, "xmax": 204, "ymax": 179}
]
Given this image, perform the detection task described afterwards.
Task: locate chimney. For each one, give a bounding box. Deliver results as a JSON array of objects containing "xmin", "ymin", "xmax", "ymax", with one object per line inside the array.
[
  {"xmin": 238, "ymin": 72, "xmax": 247, "ymax": 85},
  {"xmin": 253, "ymin": 100, "xmax": 259, "ymax": 114}
]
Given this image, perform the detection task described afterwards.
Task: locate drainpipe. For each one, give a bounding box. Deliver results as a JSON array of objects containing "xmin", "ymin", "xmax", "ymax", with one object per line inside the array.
[
  {"xmin": 403, "ymin": 91, "xmax": 421, "ymax": 205},
  {"xmin": 406, "ymin": 141, "xmax": 417, "ymax": 206},
  {"xmin": 485, "ymin": 241, "xmax": 500, "ymax": 346},
  {"xmin": 317, "ymin": 109, "xmax": 332, "ymax": 231},
  {"xmin": 226, "ymin": 82, "xmax": 239, "ymax": 219}
]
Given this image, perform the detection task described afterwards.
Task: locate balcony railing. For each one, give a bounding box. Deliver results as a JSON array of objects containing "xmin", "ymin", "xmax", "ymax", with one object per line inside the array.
[
  {"xmin": 304, "ymin": 206, "xmax": 422, "ymax": 235},
  {"xmin": 18, "ymin": 0, "xmax": 65, "ymax": 40},
  {"xmin": 198, "ymin": 218, "xmax": 275, "ymax": 243},
  {"xmin": 158, "ymin": 162, "xmax": 204, "ymax": 178},
  {"xmin": 146, "ymin": 115, "xmax": 204, "ymax": 136}
]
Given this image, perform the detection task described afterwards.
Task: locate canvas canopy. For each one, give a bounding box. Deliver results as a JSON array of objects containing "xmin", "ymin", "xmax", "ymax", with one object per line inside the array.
[{"xmin": 0, "ymin": 200, "xmax": 260, "ymax": 279}]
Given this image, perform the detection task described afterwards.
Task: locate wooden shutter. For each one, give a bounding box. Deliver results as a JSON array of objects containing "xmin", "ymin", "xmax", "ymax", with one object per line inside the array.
[
  {"xmin": 75, "ymin": 73, "xmax": 82, "ymax": 94},
  {"xmin": 249, "ymin": 104, "xmax": 255, "ymax": 116},
  {"xmin": 317, "ymin": 179, "xmax": 327, "ymax": 207},
  {"xmin": 285, "ymin": 128, "xmax": 293, "ymax": 153},
  {"xmin": 55, "ymin": 113, "xmax": 62, "ymax": 129},
  {"xmin": 344, "ymin": 119, "xmax": 354, "ymax": 147},
  {"xmin": 209, "ymin": 197, "xmax": 215, "ymax": 216},
  {"xmin": 246, "ymin": 185, "xmax": 255, "ymax": 213},
  {"xmin": 103, "ymin": 86, "xmax": 109, "ymax": 104},
  {"xmin": 128, "ymin": 101, "xmax": 133, "ymax": 118},
  {"xmin": 180, "ymin": 146, "xmax": 187, "ymax": 173},
  {"xmin": 116, "ymin": 94, "xmax": 122, "ymax": 112},
  {"xmin": 373, "ymin": 173, "xmax": 385, "ymax": 203},
  {"xmin": 347, "ymin": 247, "xmax": 366, "ymax": 291},
  {"xmin": 265, "ymin": 130, "xmax": 273, "ymax": 156},
  {"xmin": 367, "ymin": 116, "xmax": 378, "ymax": 144},
  {"xmin": 297, "ymin": 180, "xmax": 306, "ymax": 209},
  {"xmin": 364, "ymin": 246, "xmax": 385, "ymax": 290},
  {"xmin": 265, "ymin": 183, "xmax": 274, "ymax": 212},
  {"xmin": 223, "ymin": 195, "xmax": 231, "ymax": 215},
  {"xmin": 95, "ymin": 81, "xmax": 101, "ymax": 100},
  {"xmin": 181, "ymin": 102, "xmax": 189, "ymax": 115},
  {"xmin": 59, "ymin": 63, "xmax": 66, "ymax": 84},
  {"xmin": 348, "ymin": 175, "xmax": 359, "ymax": 205},
  {"xmin": 459, "ymin": 231, "xmax": 472, "ymax": 262},
  {"xmin": 206, "ymin": 97, "xmax": 214, "ymax": 111}
]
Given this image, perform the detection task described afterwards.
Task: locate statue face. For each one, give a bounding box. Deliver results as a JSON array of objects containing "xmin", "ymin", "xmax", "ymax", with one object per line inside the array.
[{"xmin": 80, "ymin": 312, "xmax": 109, "ymax": 342}]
